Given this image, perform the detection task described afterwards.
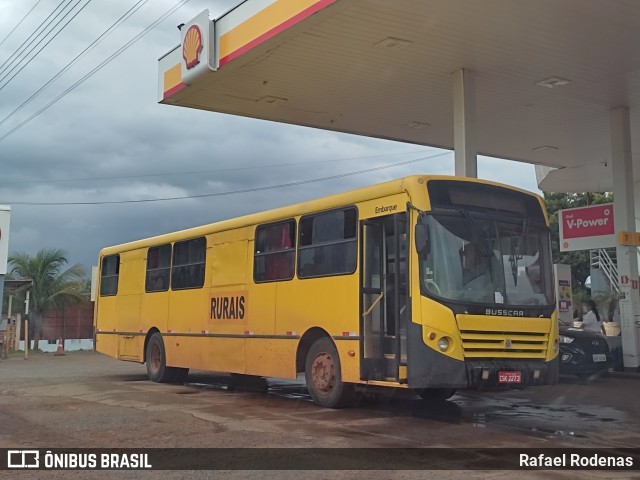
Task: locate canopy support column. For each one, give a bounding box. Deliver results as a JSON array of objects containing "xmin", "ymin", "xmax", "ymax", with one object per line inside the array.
[
  {"xmin": 610, "ymin": 106, "xmax": 640, "ymax": 370},
  {"xmin": 0, "ymin": 275, "xmax": 4, "ymax": 322},
  {"xmin": 453, "ymin": 69, "xmax": 477, "ymax": 178}
]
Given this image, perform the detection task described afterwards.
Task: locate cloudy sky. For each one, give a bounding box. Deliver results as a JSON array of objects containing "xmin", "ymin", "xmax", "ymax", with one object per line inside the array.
[{"xmin": 0, "ymin": 0, "xmax": 540, "ymax": 273}]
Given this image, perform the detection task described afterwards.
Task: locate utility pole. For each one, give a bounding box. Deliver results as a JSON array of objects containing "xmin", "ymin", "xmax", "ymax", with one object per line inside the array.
[{"xmin": 0, "ymin": 206, "xmax": 11, "ymax": 338}]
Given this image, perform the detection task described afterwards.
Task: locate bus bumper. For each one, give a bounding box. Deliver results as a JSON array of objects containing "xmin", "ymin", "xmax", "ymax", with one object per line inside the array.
[
  {"xmin": 465, "ymin": 357, "xmax": 559, "ymax": 388},
  {"xmin": 407, "ymin": 322, "xmax": 559, "ymax": 389},
  {"xmin": 407, "ymin": 322, "xmax": 468, "ymax": 388}
]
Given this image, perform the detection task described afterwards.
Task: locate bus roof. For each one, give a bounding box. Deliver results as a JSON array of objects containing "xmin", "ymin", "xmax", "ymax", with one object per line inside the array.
[{"xmin": 98, "ymin": 175, "xmax": 542, "ymax": 257}]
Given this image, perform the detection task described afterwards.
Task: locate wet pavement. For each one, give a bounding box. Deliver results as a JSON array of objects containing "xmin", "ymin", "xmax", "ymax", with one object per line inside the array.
[
  {"xmin": 179, "ymin": 372, "xmax": 639, "ymax": 447},
  {"xmin": 1, "ymin": 351, "xmax": 639, "ymax": 479}
]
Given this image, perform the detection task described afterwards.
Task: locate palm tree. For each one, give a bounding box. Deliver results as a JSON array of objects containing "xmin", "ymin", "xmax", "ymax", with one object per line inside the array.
[{"xmin": 8, "ymin": 249, "xmax": 85, "ymax": 351}]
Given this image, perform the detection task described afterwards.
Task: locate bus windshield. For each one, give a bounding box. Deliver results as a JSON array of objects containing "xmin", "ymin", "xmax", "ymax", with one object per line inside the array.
[{"xmin": 419, "ymin": 212, "xmax": 554, "ymax": 307}]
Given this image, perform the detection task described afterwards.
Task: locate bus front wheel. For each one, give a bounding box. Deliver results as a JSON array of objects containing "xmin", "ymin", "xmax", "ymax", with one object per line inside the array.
[
  {"xmin": 146, "ymin": 333, "xmax": 188, "ymax": 384},
  {"xmin": 305, "ymin": 337, "xmax": 354, "ymax": 408}
]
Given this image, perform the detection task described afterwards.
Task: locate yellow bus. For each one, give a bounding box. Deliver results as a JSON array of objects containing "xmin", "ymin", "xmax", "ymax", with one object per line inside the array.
[{"xmin": 94, "ymin": 175, "xmax": 558, "ymax": 407}]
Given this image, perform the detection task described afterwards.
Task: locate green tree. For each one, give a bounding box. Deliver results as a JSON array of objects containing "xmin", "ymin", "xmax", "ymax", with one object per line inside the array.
[
  {"xmin": 543, "ymin": 191, "xmax": 613, "ymax": 293},
  {"xmin": 8, "ymin": 249, "xmax": 86, "ymax": 351}
]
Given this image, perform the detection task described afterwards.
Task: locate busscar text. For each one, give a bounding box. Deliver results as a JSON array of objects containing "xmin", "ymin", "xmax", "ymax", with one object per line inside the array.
[{"xmin": 486, "ymin": 309, "xmax": 525, "ymax": 317}]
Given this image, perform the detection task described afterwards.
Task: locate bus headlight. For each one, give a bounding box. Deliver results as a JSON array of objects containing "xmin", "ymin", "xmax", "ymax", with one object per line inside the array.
[{"xmin": 438, "ymin": 337, "xmax": 450, "ymax": 352}]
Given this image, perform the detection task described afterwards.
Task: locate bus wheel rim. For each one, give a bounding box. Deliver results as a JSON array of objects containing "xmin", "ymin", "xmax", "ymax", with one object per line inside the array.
[
  {"xmin": 311, "ymin": 352, "xmax": 335, "ymax": 393},
  {"xmin": 151, "ymin": 343, "xmax": 161, "ymax": 372}
]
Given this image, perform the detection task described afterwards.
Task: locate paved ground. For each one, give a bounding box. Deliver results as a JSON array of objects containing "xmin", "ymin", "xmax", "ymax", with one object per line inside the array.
[{"xmin": 0, "ymin": 351, "xmax": 639, "ymax": 479}]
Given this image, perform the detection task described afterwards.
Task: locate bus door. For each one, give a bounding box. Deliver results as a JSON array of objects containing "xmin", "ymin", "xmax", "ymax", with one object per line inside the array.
[{"xmin": 360, "ymin": 213, "xmax": 408, "ymax": 382}]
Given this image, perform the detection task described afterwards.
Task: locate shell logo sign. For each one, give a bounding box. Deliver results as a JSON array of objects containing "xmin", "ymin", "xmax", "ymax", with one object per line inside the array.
[
  {"xmin": 180, "ymin": 10, "xmax": 213, "ymax": 86},
  {"xmin": 182, "ymin": 25, "xmax": 203, "ymax": 70}
]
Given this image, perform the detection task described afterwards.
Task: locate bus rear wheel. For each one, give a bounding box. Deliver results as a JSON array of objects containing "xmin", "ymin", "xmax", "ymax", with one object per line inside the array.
[
  {"xmin": 304, "ymin": 337, "xmax": 354, "ymax": 408},
  {"xmin": 146, "ymin": 333, "xmax": 188, "ymax": 384},
  {"xmin": 416, "ymin": 388, "xmax": 457, "ymax": 401}
]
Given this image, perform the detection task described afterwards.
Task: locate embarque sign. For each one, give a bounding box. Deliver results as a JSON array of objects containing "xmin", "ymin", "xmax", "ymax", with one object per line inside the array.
[{"xmin": 559, "ymin": 203, "xmax": 615, "ymax": 252}]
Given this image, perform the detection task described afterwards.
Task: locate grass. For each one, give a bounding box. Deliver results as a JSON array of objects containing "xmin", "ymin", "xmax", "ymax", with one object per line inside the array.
[{"xmin": 2, "ymin": 348, "xmax": 95, "ymax": 358}]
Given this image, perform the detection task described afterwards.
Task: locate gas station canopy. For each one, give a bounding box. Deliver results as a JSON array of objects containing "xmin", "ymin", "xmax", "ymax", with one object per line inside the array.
[{"xmin": 158, "ymin": 0, "xmax": 640, "ymax": 193}]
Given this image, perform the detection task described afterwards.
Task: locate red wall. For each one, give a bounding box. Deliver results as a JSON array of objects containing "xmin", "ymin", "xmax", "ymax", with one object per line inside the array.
[{"xmin": 42, "ymin": 302, "xmax": 94, "ymax": 340}]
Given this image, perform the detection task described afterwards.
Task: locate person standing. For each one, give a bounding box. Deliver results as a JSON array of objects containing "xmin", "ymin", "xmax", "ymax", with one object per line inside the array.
[{"xmin": 581, "ymin": 300, "xmax": 603, "ymax": 334}]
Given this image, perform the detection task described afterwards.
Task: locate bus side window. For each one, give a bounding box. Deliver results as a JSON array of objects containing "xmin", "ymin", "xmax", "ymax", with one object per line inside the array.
[
  {"xmin": 100, "ymin": 254, "xmax": 120, "ymax": 296},
  {"xmin": 146, "ymin": 244, "xmax": 171, "ymax": 292},
  {"xmin": 171, "ymin": 237, "xmax": 206, "ymax": 290},
  {"xmin": 254, "ymin": 220, "xmax": 296, "ymax": 283},
  {"xmin": 298, "ymin": 207, "xmax": 357, "ymax": 278}
]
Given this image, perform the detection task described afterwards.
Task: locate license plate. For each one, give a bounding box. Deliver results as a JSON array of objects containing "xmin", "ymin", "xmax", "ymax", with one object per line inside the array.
[
  {"xmin": 498, "ymin": 371, "xmax": 522, "ymax": 383},
  {"xmin": 592, "ymin": 354, "xmax": 607, "ymax": 363}
]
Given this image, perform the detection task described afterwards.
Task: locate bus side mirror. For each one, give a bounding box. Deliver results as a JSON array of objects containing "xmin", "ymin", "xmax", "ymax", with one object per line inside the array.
[{"xmin": 415, "ymin": 223, "xmax": 430, "ymax": 255}]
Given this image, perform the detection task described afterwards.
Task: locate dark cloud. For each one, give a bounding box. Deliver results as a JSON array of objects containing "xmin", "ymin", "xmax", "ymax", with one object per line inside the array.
[{"xmin": 0, "ymin": 0, "xmax": 539, "ymax": 271}]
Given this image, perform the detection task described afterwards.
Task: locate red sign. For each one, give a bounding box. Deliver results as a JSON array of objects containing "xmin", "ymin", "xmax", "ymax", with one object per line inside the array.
[
  {"xmin": 561, "ymin": 204, "xmax": 614, "ymax": 239},
  {"xmin": 633, "ymin": 280, "xmax": 638, "ymax": 290},
  {"xmin": 498, "ymin": 371, "xmax": 522, "ymax": 383},
  {"xmin": 621, "ymin": 275, "xmax": 629, "ymax": 285}
]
